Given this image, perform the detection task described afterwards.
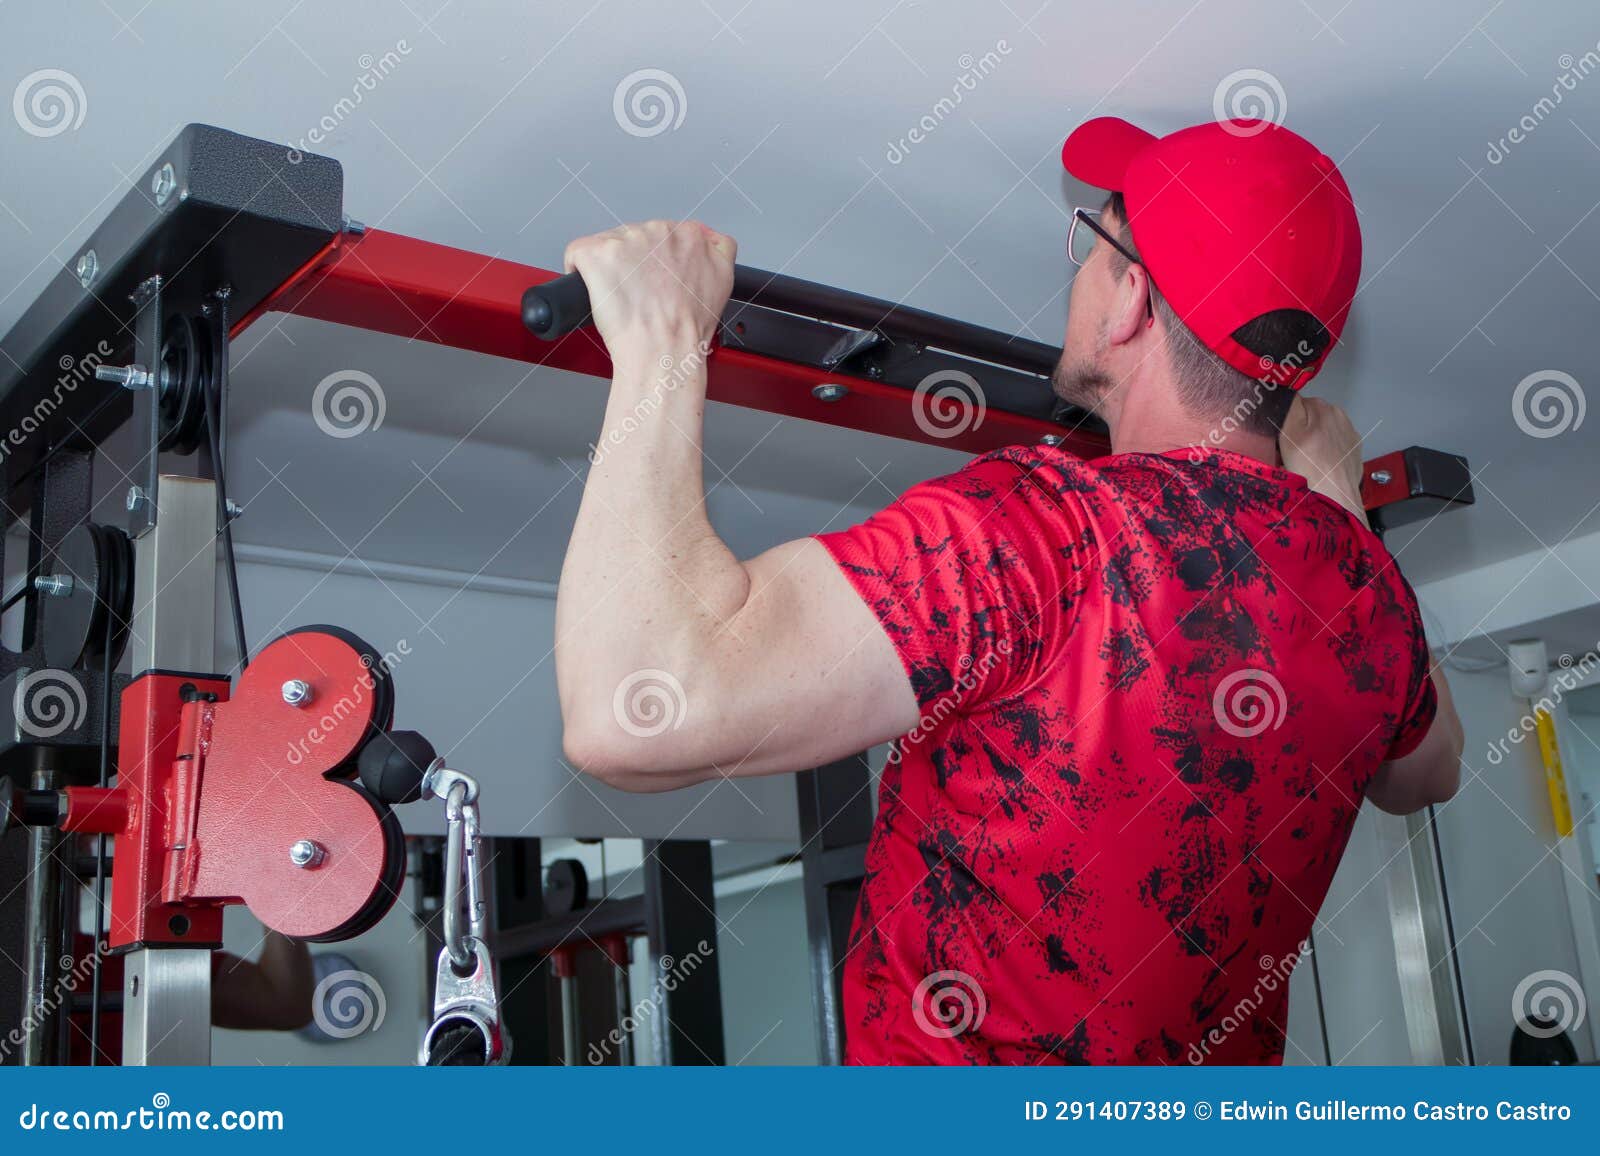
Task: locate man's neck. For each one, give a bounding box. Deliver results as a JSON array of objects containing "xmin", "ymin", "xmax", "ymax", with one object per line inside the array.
[{"xmin": 1102, "ymin": 380, "xmax": 1281, "ymax": 465}]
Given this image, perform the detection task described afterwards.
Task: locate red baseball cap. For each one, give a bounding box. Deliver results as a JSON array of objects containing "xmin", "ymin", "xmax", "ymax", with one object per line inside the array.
[{"xmin": 1061, "ymin": 116, "xmax": 1360, "ymax": 389}]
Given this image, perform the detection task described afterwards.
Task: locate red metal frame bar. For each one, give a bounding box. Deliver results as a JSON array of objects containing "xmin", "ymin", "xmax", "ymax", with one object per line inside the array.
[
  {"xmin": 241, "ymin": 228, "xmax": 1106, "ymax": 459},
  {"xmin": 241, "ymin": 227, "xmax": 1406, "ymax": 511}
]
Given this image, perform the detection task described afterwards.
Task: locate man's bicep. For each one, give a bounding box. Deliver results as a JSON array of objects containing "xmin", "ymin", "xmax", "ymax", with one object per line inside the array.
[{"xmin": 709, "ymin": 538, "xmax": 921, "ymax": 777}]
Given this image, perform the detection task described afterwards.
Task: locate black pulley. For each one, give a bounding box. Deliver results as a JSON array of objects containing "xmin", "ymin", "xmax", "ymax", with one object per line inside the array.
[
  {"xmin": 40, "ymin": 522, "xmax": 135, "ymax": 671},
  {"xmin": 157, "ymin": 312, "xmax": 212, "ymax": 455},
  {"xmin": 543, "ymin": 858, "xmax": 589, "ymax": 915},
  {"xmin": 305, "ymin": 781, "xmax": 408, "ymax": 944}
]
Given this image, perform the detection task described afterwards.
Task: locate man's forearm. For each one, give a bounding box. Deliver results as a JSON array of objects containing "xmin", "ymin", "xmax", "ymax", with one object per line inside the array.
[{"xmin": 555, "ymin": 347, "xmax": 750, "ymax": 756}]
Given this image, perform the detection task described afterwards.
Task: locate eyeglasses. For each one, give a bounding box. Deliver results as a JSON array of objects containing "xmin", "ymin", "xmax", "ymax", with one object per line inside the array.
[
  {"xmin": 1067, "ymin": 206, "xmax": 1156, "ymax": 324},
  {"xmin": 1067, "ymin": 206, "xmax": 1143, "ymax": 269}
]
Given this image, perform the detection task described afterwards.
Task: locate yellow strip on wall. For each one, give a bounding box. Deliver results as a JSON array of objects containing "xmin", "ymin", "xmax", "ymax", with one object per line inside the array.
[{"xmin": 1534, "ymin": 708, "xmax": 1575, "ymax": 839}]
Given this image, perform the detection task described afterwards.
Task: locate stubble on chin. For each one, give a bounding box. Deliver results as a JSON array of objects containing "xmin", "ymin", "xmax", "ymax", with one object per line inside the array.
[{"xmin": 1051, "ymin": 353, "xmax": 1110, "ymax": 415}]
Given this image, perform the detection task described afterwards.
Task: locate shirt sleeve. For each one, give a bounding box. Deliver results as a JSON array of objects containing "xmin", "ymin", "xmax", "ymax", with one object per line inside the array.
[
  {"xmin": 815, "ymin": 450, "xmax": 1086, "ymax": 712},
  {"xmin": 1383, "ymin": 573, "xmax": 1438, "ymax": 762}
]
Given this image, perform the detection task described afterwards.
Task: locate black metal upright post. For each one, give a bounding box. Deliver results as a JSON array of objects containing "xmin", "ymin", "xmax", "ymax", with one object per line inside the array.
[
  {"xmin": 487, "ymin": 836, "xmax": 551, "ymax": 1065},
  {"xmin": 794, "ymin": 752, "xmax": 874, "ymax": 1065},
  {"xmin": 641, "ymin": 839, "xmax": 724, "ymax": 1065},
  {"xmin": 2, "ymin": 449, "xmax": 96, "ymax": 1065}
]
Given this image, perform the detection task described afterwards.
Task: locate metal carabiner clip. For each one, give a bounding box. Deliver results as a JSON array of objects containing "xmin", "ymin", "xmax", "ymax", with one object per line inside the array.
[{"xmin": 419, "ymin": 762, "xmax": 510, "ymax": 1066}]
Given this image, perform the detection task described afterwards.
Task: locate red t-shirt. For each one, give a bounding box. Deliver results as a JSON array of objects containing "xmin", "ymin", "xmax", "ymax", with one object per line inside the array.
[{"xmin": 817, "ymin": 445, "xmax": 1435, "ymax": 1065}]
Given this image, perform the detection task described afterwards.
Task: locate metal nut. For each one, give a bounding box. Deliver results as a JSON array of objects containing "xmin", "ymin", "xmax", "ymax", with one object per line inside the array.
[
  {"xmin": 95, "ymin": 363, "xmax": 155, "ymax": 390},
  {"xmin": 124, "ymin": 485, "xmax": 148, "ymax": 513},
  {"xmin": 33, "ymin": 575, "xmax": 73, "ymax": 598},
  {"xmin": 1369, "ymin": 469, "xmax": 1392, "ymax": 486},
  {"xmin": 812, "ymin": 383, "xmax": 848, "ymax": 402},
  {"xmin": 281, "ymin": 678, "xmax": 314, "ymax": 707},
  {"xmin": 289, "ymin": 839, "xmax": 326, "ymax": 869},
  {"xmin": 75, "ymin": 250, "xmax": 98, "ymax": 290},
  {"xmin": 151, "ymin": 162, "xmax": 177, "ymax": 206}
]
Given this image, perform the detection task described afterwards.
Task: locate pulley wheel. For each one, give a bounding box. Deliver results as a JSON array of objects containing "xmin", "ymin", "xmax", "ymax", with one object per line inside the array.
[
  {"xmin": 304, "ymin": 782, "xmax": 407, "ymax": 943},
  {"xmin": 40, "ymin": 522, "xmax": 135, "ymax": 672},
  {"xmin": 157, "ymin": 312, "xmax": 212, "ymax": 455},
  {"xmin": 273, "ymin": 624, "xmax": 397, "ymax": 757},
  {"xmin": 543, "ymin": 858, "xmax": 589, "ymax": 915}
]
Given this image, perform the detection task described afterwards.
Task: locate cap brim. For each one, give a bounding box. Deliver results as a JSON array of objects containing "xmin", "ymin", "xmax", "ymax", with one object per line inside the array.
[{"xmin": 1061, "ymin": 117, "xmax": 1158, "ymax": 191}]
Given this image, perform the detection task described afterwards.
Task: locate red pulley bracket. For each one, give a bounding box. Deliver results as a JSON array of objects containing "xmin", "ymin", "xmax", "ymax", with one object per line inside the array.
[{"xmin": 61, "ymin": 628, "xmax": 406, "ymax": 951}]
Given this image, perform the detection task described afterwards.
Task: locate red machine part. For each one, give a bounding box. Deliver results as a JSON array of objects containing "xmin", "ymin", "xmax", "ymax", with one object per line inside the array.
[
  {"xmin": 1359, "ymin": 449, "xmax": 1409, "ymax": 510},
  {"xmin": 242, "ymin": 228, "xmax": 1102, "ymax": 461},
  {"xmin": 187, "ymin": 631, "xmax": 399, "ymax": 941},
  {"xmin": 238, "ymin": 226, "xmax": 1412, "ymax": 514},
  {"xmin": 59, "ymin": 630, "xmax": 404, "ymax": 950}
]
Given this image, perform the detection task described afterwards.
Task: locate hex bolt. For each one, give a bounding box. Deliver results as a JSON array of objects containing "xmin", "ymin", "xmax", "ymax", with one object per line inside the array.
[
  {"xmin": 33, "ymin": 575, "xmax": 74, "ymax": 598},
  {"xmin": 1369, "ymin": 469, "xmax": 1392, "ymax": 486},
  {"xmin": 151, "ymin": 162, "xmax": 177, "ymax": 206},
  {"xmin": 95, "ymin": 363, "xmax": 155, "ymax": 390},
  {"xmin": 125, "ymin": 485, "xmax": 149, "ymax": 514},
  {"xmin": 1040, "ymin": 434, "xmax": 1063, "ymax": 447},
  {"xmin": 225, "ymin": 499, "xmax": 244, "ymax": 521},
  {"xmin": 812, "ymin": 383, "xmax": 849, "ymax": 402},
  {"xmin": 281, "ymin": 679, "xmax": 314, "ymax": 707},
  {"xmin": 288, "ymin": 839, "xmax": 327, "ymax": 869},
  {"xmin": 75, "ymin": 250, "xmax": 98, "ymax": 290}
]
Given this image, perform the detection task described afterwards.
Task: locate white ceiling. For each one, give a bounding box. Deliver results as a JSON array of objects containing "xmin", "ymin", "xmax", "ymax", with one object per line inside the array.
[{"xmin": 2, "ymin": 0, "xmax": 1599, "ymax": 587}]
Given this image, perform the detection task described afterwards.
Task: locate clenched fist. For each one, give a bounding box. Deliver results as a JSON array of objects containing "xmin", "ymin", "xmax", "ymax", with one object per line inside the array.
[
  {"xmin": 1279, "ymin": 396, "xmax": 1367, "ymax": 523},
  {"xmin": 563, "ymin": 219, "xmax": 736, "ymax": 372}
]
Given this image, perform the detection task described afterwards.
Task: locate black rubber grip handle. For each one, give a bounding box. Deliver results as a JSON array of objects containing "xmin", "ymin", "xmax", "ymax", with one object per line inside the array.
[
  {"xmin": 522, "ymin": 273, "xmax": 597, "ymax": 340},
  {"xmin": 523, "ymin": 267, "xmax": 765, "ymax": 341},
  {"xmin": 357, "ymin": 730, "xmax": 437, "ymax": 805},
  {"xmin": 522, "ymin": 263, "xmax": 1062, "ymax": 377}
]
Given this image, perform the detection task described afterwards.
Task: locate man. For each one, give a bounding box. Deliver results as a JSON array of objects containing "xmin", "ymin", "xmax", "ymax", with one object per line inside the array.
[{"xmin": 554, "ymin": 115, "xmax": 1464, "ymax": 1064}]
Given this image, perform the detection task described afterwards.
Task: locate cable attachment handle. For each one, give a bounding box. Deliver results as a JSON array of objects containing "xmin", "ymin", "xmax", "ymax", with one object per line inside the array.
[{"xmin": 419, "ymin": 759, "xmax": 509, "ymax": 1066}]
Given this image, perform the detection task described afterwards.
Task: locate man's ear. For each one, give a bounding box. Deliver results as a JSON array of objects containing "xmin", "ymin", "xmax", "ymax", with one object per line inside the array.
[{"xmin": 1105, "ymin": 263, "xmax": 1151, "ymax": 347}]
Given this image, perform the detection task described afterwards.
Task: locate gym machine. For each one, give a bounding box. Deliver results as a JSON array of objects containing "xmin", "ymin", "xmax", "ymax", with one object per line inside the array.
[{"xmin": 0, "ymin": 123, "xmax": 1475, "ymax": 1067}]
